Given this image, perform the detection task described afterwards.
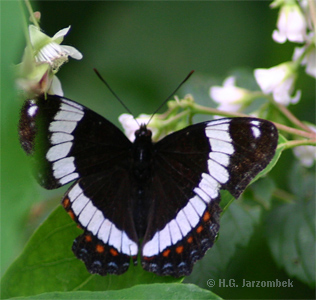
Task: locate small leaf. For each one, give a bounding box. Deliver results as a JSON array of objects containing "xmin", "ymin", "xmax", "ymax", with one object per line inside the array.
[
  {"xmin": 1, "ymin": 207, "xmax": 180, "ymax": 299},
  {"xmin": 251, "ymin": 133, "xmax": 286, "ymax": 183},
  {"xmin": 3, "ymin": 283, "xmax": 222, "ymax": 300}
]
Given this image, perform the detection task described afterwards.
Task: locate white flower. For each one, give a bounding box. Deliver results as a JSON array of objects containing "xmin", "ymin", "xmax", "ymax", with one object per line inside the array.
[
  {"xmin": 29, "ymin": 25, "xmax": 83, "ymax": 72},
  {"xmin": 254, "ymin": 62, "xmax": 301, "ymax": 105},
  {"xmin": 210, "ymin": 76, "xmax": 252, "ymax": 118},
  {"xmin": 272, "ymin": 2, "xmax": 307, "ymax": 43},
  {"xmin": 16, "ymin": 25, "xmax": 82, "ymax": 97},
  {"xmin": 292, "ymin": 33, "xmax": 316, "ymax": 78},
  {"xmin": 293, "ymin": 125, "xmax": 316, "ymax": 167},
  {"xmin": 119, "ymin": 113, "xmax": 157, "ymax": 142}
]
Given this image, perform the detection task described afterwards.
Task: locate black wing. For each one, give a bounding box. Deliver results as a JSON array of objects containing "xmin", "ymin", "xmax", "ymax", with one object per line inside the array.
[
  {"xmin": 19, "ymin": 95, "xmax": 132, "ymax": 189},
  {"xmin": 19, "ymin": 95, "xmax": 138, "ymax": 275},
  {"xmin": 141, "ymin": 118, "xmax": 278, "ymax": 277}
]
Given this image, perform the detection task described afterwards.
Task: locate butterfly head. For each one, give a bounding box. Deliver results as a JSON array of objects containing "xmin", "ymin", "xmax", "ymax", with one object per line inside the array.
[{"xmin": 134, "ymin": 124, "xmax": 152, "ymax": 141}]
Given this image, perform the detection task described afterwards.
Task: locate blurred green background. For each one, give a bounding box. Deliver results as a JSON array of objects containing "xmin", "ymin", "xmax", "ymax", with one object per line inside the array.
[{"xmin": 1, "ymin": 1, "xmax": 314, "ymax": 299}]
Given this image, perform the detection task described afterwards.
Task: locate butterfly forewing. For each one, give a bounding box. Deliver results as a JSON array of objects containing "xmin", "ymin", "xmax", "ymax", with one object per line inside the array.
[
  {"xmin": 19, "ymin": 95, "xmax": 132, "ymax": 189},
  {"xmin": 141, "ymin": 118, "xmax": 278, "ymax": 277}
]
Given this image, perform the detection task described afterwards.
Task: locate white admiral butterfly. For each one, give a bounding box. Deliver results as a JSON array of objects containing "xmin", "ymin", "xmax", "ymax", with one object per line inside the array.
[{"xmin": 19, "ymin": 94, "xmax": 278, "ymax": 277}]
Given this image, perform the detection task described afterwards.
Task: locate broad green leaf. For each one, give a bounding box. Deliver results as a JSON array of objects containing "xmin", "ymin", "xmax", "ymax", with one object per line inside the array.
[
  {"xmin": 288, "ymin": 160, "xmax": 315, "ymax": 198},
  {"xmin": 1, "ymin": 207, "xmax": 180, "ymax": 299},
  {"xmin": 247, "ymin": 177, "xmax": 276, "ymax": 210},
  {"xmin": 4, "ymin": 283, "xmax": 222, "ymax": 300},
  {"xmin": 265, "ymin": 163, "xmax": 315, "ymax": 287}
]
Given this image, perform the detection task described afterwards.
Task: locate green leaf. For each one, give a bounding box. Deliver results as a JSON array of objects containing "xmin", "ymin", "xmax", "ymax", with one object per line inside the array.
[
  {"xmin": 265, "ymin": 200, "xmax": 315, "ymax": 287},
  {"xmin": 288, "ymin": 160, "xmax": 315, "ymax": 199},
  {"xmin": 247, "ymin": 177, "xmax": 276, "ymax": 210},
  {"xmin": 3, "ymin": 283, "xmax": 222, "ymax": 300},
  {"xmin": 265, "ymin": 163, "xmax": 315, "ymax": 287},
  {"xmin": 1, "ymin": 207, "xmax": 180, "ymax": 299},
  {"xmin": 251, "ymin": 133, "xmax": 286, "ymax": 183}
]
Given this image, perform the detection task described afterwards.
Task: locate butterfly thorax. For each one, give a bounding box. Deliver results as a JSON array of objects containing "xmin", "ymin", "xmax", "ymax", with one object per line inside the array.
[
  {"xmin": 132, "ymin": 124, "xmax": 154, "ymax": 237},
  {"xmin": 132, "ymin": 124, "xmax": 153, "ymax": 180}
]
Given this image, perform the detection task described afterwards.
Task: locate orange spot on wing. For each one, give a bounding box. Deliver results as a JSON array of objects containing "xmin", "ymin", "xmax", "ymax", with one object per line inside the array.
[
  {"xmin": 203, "ymin": 211, "xmax": 211, "ymax": 222},
  {"xmin": 196, "ymin": 225, "xmax": 203, "ymax": 233},
  {"xmin": 176, "ymin": 245, "xmax": 184, "ymax": 254},
  {"xmin": 162, "ymin": 249, "xmax": 171, "ymax": 257},
  {"xmin": 187, "ymin": 236, "xmax": 193, "ymax": 243},
  {"xmin": 62, "ymin": 197, "xmax": 70, "ymax": 209},
  {"xmin": 143, "ymin": 256, "xmax": 154, "ymax": 261},
  {"xmin": 85, "ymin": 235, "xmax": 92, "ymax": 242},
  {"xmin": 96, "ymin": 244, "xmax": 105, "ymax": 253},
  {"xmin": 67, "ymin": 210, "xmax": 75, "ymax": 220},
  {"xmin": 110, "ymin": 248, "xmax": 118, "ymax": 256}
]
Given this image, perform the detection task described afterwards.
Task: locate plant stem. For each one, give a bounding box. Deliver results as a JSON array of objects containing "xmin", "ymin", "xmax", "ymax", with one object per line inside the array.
[
  {"xmin": 272, "ymin": 99, "xmax": 313, "ymax": 133},
  {"xmin": 273, "ymin": 122, "xmax": 316, "ymax": 139},
  {"xmin": 24, "ymin": 0, "xmax": 39, "ymax": 28},
  {"xmin": 190, "ymin": 102, "xmax": 316, "ymax": 139},
  {"xmin": 280, "ymin": 139, "xmax": 316, "ymax": 150},
  {"xmin": 273, "ymin": 188, "xmax": 295, "ymax": 203}
]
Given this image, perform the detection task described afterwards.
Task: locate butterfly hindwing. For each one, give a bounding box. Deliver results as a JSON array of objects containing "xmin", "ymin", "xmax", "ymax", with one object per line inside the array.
[
  {"xmin": 62, "ymin": 172, "xmax": 139, "ymax": 275},
  {"xmin": 141, "ymin": 118, "xmax": 278, "ymax": 276}
]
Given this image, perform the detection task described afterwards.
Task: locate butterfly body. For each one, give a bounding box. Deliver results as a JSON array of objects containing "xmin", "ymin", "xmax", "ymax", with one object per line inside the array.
[{"xmin": 19, "ymin": 94, "xmax": 278, "ymax": 277}]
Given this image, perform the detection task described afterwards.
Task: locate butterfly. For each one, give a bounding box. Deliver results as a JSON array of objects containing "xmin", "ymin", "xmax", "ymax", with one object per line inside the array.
[{"xmin": 19, "ymin": 94, "xmax": 278, "ymax": 277}]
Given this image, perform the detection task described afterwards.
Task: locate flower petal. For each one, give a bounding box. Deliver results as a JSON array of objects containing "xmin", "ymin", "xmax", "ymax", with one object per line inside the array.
[
  {"xmin": 61, "ymin": 45, "xmax": 83, "ymax": 60},
  {"xmin": 49, "ymin": 75, "xmax": 64, "ymax": 96},
  {"xmin": 223, "ymin": 76, "xmax": 236, "ymax": 87},
  {"xmin": 52, "ymin": 26, "xmax": 71, "ymax": 43},
  {"xmin": 119, "ymin": 114, "xmax": 138, "ymax": 142},
  {"xmin": 272, "ymin": 29, "xmax": 287, "ymax": 43},
  {"xmin": 291, "ymin": 89, "xmax": 301, "ymax": 104}
]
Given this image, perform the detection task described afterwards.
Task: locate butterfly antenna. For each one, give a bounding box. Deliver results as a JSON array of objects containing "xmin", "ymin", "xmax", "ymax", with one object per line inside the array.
[
  {"xmin": 147, "ymin": 70, "xmax": 194, "ymax": 125},
  {"xmin": 93, "ymin": 68, "xmax": 136, "ymax": 120}
]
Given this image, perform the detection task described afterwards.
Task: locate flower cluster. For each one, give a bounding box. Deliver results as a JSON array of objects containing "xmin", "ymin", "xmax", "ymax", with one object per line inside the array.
[
  {"xmin": 208, "ymin": 0, "xmax": 315, "ymax": 167},
  {"xmin": 255, "ymin": 0, "xmax": 315, "ymax": 106},
  {"xmin": 16, "ymin": 13, "xmax": 82, "ymax": 97}
]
